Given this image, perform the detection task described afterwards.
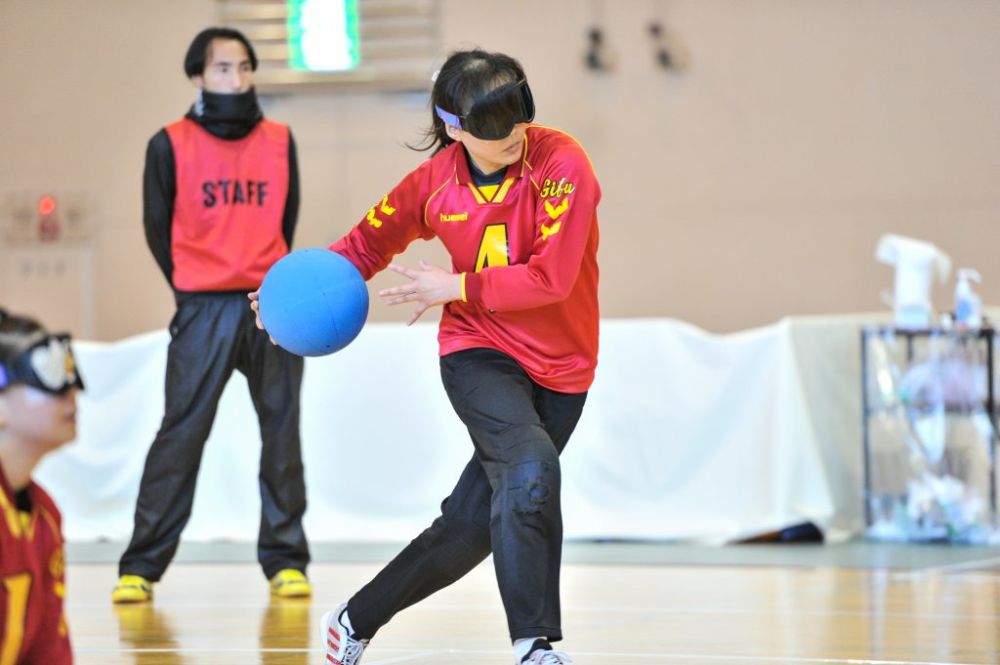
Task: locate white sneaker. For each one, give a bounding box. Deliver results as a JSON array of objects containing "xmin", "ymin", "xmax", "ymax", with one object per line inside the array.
[
  {"xmin": 319, "ymin": 603, "xmax": 367, "ymax": 665},
  {"xmin": 521, "ymin": 638, "xmax": 573, "ymax": 664}
]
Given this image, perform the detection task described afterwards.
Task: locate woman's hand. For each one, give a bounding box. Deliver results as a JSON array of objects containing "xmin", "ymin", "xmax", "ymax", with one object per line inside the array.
[
  {"xmin": 379, "ymin": 260, "xmax": 462, "ymax": 325},
  {"xmin": 247, "ymin": 291, "xmax": 278, "ymax": 345}
]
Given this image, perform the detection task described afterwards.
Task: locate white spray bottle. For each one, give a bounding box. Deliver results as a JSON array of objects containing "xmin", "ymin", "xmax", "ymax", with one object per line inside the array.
[
  {"xmin": 954, "ymin": 269, "xmax": 982, "ymax": 329},
  {"xmin": 875, "ymin": 234, "xmax": 952, "ymax": 330}
]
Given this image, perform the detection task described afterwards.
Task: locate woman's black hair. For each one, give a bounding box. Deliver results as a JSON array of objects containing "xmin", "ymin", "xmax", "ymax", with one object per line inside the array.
[
  {"xmin": 184, "ymin": 27, "xmax": 259, "ymax": 78},
  {"xmin": 410, "ymin": 49, "xmax": 528, "ymax": 154},
  {"xmin": 0, "ymin": 309, "xmax": 45, "ymax": 374}
]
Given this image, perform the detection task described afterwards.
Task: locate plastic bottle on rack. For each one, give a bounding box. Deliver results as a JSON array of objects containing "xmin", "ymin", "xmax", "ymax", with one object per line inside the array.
[{"xmin": 954, "ymin": 269, "xmax": 982, "ymax": 329}]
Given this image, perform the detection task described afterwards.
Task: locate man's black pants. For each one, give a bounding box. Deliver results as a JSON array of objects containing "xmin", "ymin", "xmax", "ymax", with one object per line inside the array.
[{"xmin": 119, "ymin": 293, "xmax": 308, "ymax": 581}]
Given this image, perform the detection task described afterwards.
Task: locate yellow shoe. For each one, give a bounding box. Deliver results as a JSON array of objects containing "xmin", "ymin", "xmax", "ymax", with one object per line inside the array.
[
  {"xmin": 269, "ymin": 568, "xmax": 312, "ymax": 598},
  {"xmin": 112, "ymin": 574, "xmax": 153, "ymax": 604}
]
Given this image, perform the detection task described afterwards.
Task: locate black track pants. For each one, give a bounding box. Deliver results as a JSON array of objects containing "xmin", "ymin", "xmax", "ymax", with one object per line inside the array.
[
  {"xmin": 348, "ymin": 348, "xmax": 587, "ymax": 643},
  {"xmin": 119, "ymin": 293, "xmax": 308, "ymax": 581}
]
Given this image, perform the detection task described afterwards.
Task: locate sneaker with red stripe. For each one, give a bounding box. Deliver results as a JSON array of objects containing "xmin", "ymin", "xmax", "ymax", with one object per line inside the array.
[{"xmin": 319, "ymin": 603, "xmax": 367, "ymax": 665}]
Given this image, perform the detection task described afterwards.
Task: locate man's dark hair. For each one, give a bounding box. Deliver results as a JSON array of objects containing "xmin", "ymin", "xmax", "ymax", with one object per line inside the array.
[{"xmin": 183, "ymin": 27, "xmax": 258, "ymax": 78}]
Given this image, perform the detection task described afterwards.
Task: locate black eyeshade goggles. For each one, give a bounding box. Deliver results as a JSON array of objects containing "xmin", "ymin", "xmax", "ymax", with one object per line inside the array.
[
  {"xmin": 435, "ymin": 78, "xmax": 535, "ymax": 141},
  {"xmin": 0, "ymin": 334, "xmax": 85, "ymax": 395}
]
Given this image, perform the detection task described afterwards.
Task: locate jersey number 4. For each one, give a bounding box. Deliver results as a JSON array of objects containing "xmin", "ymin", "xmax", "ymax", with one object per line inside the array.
[
  {"xmin": 475, "ymin": 223, "xmax": 510, "ymax": 272},
  {"xmin": 1, "ymin": 573, "xmax": 31, "ymax": 665}
]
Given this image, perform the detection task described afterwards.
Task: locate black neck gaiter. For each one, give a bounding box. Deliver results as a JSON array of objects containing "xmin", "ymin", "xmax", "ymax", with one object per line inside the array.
[{"xmin": 187, "ymin": 87, "xmax": 264, "ymax": 140}]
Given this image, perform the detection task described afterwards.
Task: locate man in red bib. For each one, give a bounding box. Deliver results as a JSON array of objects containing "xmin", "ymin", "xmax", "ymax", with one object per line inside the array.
[{"xmin": 113, "ymin": 27, "xmax": 310, "ymax": 603}]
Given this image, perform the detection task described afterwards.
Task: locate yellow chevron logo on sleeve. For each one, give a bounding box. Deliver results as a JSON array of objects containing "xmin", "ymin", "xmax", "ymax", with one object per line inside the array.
[
  {"xmin": 540, "ymin": 221, "xmax": 562, "ymax": 240},
  {"xmin": 365, "ymin": 196, "xmax": 395, "ymax": 229},
  {"xmin": 544, "ymin": 197, "xmax": 569, "ymax": 220}
]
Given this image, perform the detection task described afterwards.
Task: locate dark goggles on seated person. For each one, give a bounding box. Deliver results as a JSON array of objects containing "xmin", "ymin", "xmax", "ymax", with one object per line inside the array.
[
  {"xmin": 435, "ymin": 78, "xmax": 535, "ymax": 140},
  {"xmin": 0, "ymin": 334, "xmax": 85, "ymax": 395}
]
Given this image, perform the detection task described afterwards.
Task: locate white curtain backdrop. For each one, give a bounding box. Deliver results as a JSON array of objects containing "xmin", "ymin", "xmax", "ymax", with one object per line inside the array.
[{"xmin": 35, "ymin": 316, "xmax": 870, "ymax": 544}]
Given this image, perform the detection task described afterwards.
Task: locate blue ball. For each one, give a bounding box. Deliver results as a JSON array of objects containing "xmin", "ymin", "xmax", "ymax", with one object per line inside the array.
[{"xmin": 258, "ymin": 249, "xmax": 369, "ymax": 356}]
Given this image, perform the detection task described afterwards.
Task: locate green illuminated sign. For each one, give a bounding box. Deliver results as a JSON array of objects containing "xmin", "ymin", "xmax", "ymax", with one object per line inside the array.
[{"xmin": 288, "ymin": 0, "xmax": 360, "ymax": 71}]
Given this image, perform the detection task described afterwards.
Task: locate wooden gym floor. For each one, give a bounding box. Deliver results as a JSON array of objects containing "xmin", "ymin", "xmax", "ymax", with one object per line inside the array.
[{"xmin": 65, "ymin": 541, "xmax": 1000, "ymax": 664}]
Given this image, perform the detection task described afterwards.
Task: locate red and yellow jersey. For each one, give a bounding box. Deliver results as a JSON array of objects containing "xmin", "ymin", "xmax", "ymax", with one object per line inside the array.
[
  {"xmin": 166, "ymin": 118, "xmax": 291, "ymax": 291},
  {"xmin": 331, "ymin": 125, "xmax": 600, "ymax": 392},
  {"xmin": 0, "ymin": 466, "xmax": 71, "ymax": 665}
]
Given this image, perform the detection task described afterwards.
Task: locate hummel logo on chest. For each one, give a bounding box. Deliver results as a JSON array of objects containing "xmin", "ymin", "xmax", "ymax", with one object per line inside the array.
[{"xmin": 440, "ymin": 212, "xmax": 469, "ymax": 222}]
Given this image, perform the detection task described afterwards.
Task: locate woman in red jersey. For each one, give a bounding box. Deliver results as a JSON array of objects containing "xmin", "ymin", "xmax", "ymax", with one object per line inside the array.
[
  {"xmin": 0, "ymin": 310, "xmax": 83, "ymax": 664},
  {"xmin": 254, "ymin": 48, "xmax": 599, "ymax": 665}
]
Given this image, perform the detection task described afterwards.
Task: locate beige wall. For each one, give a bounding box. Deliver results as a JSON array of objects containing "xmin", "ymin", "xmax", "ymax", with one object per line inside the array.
[{"xmin": 1, "ymin": 0, "xmax": 999, "ymax": 339}]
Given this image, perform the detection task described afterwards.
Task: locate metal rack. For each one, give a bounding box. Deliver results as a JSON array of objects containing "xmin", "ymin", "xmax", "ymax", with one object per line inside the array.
[{"xmin": 860, "ymin": 325, "xmax": 997, "ymax": 542}]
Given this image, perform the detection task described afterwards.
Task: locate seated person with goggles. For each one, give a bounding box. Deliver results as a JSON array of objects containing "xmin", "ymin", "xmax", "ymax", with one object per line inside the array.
[{"xmin": 0, "ymin": 309, "xmax": 83, "ymax": 664}]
